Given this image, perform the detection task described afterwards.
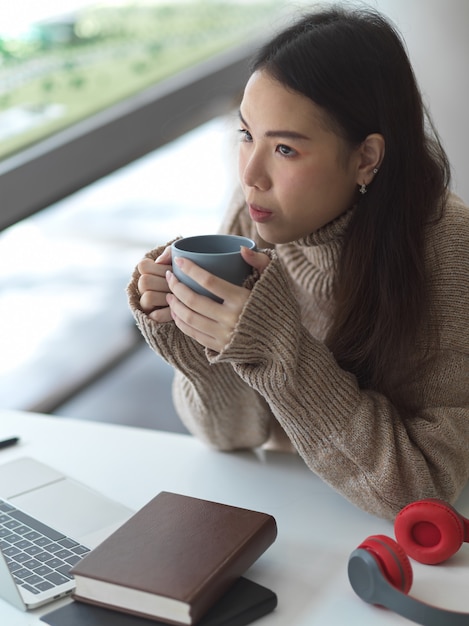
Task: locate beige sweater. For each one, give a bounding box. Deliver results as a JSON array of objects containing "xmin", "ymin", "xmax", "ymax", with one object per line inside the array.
[{"xmin": 127, "ymin": 193, "xmax": 469, "ymax": 520}]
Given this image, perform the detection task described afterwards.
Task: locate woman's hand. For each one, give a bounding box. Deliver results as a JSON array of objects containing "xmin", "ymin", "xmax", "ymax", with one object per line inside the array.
[
  {"xmin": 137, "ymin": 246, "xmax": 173, "ymax": 323},
  {"xmin": 165, "ymin": 246, "xmax": 270, "ymax": 352}
]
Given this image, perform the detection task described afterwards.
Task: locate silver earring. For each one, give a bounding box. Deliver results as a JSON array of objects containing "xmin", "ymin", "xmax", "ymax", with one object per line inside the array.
[
  {"xmin": 373, "ymin": 168, "xmax": 379, "ymax": 174},
  {"xmin": 359, "ymin": 183, "xmax": 367, "ymax": 195}
]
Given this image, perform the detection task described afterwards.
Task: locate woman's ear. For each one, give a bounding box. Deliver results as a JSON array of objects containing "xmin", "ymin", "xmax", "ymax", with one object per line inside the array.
[{"xmin": 357, "ymin": 133, "xmax": 385, "ymax": 185}]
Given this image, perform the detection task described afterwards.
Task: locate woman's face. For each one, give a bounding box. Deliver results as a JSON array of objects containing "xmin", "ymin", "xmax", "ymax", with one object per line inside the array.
[{"xmin": 238, "ymin": 70, "xmax": 362, "ymax": 244}]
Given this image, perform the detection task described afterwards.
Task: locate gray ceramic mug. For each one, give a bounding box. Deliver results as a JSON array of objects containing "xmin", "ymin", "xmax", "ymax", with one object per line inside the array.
[{"xmin": 171, "ymin": 234, "xmax": 256, "ymax": 302}]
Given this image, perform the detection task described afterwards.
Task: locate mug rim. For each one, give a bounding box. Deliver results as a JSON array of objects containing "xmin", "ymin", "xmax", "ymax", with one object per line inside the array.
[{"xmin": 172, "ymin": 234, "xmax": 256, "ymax": 255}]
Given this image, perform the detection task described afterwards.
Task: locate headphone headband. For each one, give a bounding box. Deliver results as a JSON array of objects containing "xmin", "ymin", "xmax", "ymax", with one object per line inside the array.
[{"xmin": 349, "ymin": 548, "xmax": 469, "ymax": 626}]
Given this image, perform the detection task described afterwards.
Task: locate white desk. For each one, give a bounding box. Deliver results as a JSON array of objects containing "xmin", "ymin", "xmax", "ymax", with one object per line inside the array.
[{"xmin": 0, "ymin": 409, "xmax": 468, "ymax": 625}]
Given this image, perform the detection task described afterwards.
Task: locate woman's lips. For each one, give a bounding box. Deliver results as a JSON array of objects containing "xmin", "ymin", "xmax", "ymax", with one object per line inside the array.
[{"xmin": 248, "ymin": 204, "xmax": 273, "ymax": 223}]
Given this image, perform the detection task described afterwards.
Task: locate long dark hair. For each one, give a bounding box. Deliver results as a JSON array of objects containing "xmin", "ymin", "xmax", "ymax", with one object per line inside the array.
[{"xmin": 251, "ymin": 6, "xmax": 450, "ymax": 401}]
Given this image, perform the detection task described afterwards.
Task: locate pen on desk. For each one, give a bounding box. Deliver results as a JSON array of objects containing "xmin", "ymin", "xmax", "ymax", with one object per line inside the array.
[{"xmin": 0, "ymin": 437, "xmax": 20, "ymax": 450}]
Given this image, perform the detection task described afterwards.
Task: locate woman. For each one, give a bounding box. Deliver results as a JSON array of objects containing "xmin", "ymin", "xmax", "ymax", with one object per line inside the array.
[{"xmin": 128, "ymin": 6, "xmax": 469, "ymax": 519}]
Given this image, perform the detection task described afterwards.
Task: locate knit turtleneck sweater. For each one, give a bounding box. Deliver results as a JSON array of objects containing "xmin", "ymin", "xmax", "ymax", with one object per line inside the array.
[{"xmin": 127, "ymin": 193, "xmax": 469, "ymax": 520}]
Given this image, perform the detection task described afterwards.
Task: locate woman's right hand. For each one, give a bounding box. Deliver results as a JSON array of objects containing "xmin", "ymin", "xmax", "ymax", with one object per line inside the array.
[{"xmin": 137, "ymin": 246, "xmax": 173, "ymax": 323}]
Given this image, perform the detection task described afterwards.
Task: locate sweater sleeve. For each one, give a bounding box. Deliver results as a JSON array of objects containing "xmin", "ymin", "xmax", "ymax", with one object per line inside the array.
[
  {"xmin": 126, "ymin": 200, "xmax": 276, "ymax": 450},
  {"xmin": 128, "ymin": 303, "xmax": 273, "ymax": 449},
  {"xmin": 206, "ymin": 250, "xmax": 469, "ymax": 520}
]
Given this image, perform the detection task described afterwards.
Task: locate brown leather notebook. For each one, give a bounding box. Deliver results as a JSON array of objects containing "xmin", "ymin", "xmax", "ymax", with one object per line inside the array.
[{"xmin": 70, "ymin": 492, "xmax": 277, "ymax": 625}]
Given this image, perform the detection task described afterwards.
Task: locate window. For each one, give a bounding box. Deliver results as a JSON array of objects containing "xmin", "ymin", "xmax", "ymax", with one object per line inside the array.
[
  {"xmin": 0, "ymin": 0, "xmax": 283, "ymax": 161},
  {"xmin": 0, "ymin": 0, "xmax": 289, "ymax": 231}
]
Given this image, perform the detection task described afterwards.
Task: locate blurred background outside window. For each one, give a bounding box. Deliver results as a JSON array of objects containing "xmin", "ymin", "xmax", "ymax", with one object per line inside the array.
[{"xmin": 0, "ymin": 0, "xmax": 283, "ymax": 160}]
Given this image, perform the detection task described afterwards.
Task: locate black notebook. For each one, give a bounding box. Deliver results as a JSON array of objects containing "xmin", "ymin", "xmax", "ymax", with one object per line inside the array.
[{"xmin": 40, "ymin": 577, "xmax": 277, "ymax": 626}]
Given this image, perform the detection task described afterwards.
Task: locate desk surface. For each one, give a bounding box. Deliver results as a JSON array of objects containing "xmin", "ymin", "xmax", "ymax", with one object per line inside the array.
[{"xmin": 0, "ymin": 409, "xmax": 468, "ymax": 625}]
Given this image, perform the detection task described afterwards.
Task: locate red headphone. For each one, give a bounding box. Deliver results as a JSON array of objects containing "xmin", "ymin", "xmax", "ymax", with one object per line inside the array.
[{"xmin": 348, "ymin": 498, "xmax": 469, "ymax": 625}]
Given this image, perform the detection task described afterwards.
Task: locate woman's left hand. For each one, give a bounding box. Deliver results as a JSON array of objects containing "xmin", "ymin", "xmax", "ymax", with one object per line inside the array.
[{"xmin": 156, "ymin": 246, "xmax": 270, "ymax": 352}]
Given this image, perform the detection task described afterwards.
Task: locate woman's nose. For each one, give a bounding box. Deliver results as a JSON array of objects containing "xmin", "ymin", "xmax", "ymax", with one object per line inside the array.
[{"xmin": 241, "ymin": 151, "xmax": 271, "ymax": 191}]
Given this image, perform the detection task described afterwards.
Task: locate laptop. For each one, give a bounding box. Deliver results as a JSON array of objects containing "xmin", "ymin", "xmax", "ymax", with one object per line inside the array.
[{"xmin": 0, "ymin": 456, "xmax": 133, "ymax": 611}]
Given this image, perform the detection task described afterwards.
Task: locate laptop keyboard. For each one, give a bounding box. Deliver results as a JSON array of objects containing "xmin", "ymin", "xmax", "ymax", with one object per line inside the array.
[{"xmin": 0, "ymin": 498, "xmax": 90, "ymax": 596}]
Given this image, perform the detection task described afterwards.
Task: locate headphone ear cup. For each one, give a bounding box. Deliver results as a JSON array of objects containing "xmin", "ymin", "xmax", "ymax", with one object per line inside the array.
[
  {"xmin": 358, "ymin": 534, "xmax": 413, "ymax": 594},
  {"xmin": 395, "ymin": 499, "xmax": 464, "ymax": 565}
]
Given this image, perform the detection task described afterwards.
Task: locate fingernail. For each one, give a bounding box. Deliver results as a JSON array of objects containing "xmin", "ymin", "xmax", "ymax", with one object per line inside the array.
[{"xmin": 173, "ymin": 256, "xmax": 183, "ymax": 267}]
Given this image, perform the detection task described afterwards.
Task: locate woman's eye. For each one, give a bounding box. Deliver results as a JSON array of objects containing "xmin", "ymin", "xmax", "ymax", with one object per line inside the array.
[
  {"xmin": 277, "ymin": 144, "xmax": 296, "ymax": 157},
  {"xmin": 238, "ymin": 129, "xmax": 253, "ymax": 142}
]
